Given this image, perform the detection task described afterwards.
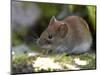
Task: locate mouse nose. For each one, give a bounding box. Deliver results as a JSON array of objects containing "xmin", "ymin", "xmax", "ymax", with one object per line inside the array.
[
  {"xmin": 46, "ymin": 40, "xmax": 52, "ymax": 44},
  {"xmin": 36, "ymin": 38, "xmax": 52, "ymax": 47},
  {"xmin": 36, "ymin": 38, "xmax": 44, "ymax": 46}
]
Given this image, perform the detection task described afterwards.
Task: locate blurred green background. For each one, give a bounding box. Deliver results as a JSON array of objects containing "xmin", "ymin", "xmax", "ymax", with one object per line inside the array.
[{"xmin": 12, "ymin": 1, "xmax": 96, "ymax": 52}]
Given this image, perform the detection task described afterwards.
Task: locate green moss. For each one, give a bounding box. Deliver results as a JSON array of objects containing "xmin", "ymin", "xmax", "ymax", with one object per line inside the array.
[
  {"xmin": 12, "ymin": 53, "xmax": 96, "ymax": 73},
  {"xmin": 13, "ymin": 55, "xmax": 29, "ymax": 64},
  {"xmin": 76, "ymin": 54, "xmax": 96, "ymax": 69},
  {"xmin": 53, "ymin": 54, "xmax": 74, "ymax": 64}
]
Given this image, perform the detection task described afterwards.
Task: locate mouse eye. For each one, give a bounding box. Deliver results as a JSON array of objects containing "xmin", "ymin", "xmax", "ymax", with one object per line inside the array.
[{"xmin": 48, "ymin": 34, "xmax": 52, "ymax": 39}]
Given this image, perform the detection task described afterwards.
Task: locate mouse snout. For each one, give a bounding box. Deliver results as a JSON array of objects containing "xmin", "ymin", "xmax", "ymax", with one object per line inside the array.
[
  {"xmin": 36, "ymin": 38, "xmax": 46, "ymax": 46},
  {"xmin": 36, "ymin": 38, "xmax": 52, "ymax": 47}
]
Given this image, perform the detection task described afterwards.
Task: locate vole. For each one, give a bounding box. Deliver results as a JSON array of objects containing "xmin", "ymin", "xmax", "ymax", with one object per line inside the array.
[{"xmin": 37, "ymin": 16, "xmax": 92, "ymax": 55}]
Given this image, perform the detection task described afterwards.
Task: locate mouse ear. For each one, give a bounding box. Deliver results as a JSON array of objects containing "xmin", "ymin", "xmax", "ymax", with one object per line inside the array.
[
  {"xmin": 49, "ymin": 16, "xmax": 57, "ymax": 25},
  {"xmin": 59, "ymin": 23, "xmax": 68, "ymax": 38}
]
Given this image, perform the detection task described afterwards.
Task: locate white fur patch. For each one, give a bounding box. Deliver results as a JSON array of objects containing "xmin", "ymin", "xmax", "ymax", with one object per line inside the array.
[{"xmin": 71, "ymin": 42, "xmax": 91, "ymax": 53}]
